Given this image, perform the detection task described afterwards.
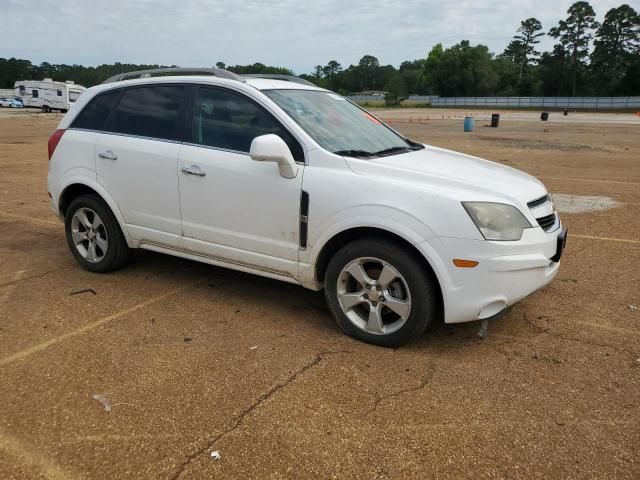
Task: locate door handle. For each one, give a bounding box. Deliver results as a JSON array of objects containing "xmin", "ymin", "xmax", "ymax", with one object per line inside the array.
[
  {"xmin": 181, "ymin": 165, "xmax": 206, "ymax": 177},
  {"xmin": 98, "ymin": 150, "xmax": 118, "ymax": 160}
]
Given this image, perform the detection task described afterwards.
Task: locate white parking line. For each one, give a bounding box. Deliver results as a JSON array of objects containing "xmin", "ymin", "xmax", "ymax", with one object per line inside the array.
[
  {"xmin": 0, "ymin": 212, "xmax": 60, "ymax": 227},
  {"xmin": 0, "ymin": 285, "xmax": 189, "ymax": 367},
  {"xmin": 571, "ymin": 234, "xmax": 640, "ymax": 244},
  {"xmin": 576, "ymin": 321, "xmax": 640, "ymax": 336},
  {"xmin": 541, "ymin": 176, "xmax": 640, "ymax": 185},
  {"xmin": 0, "ymin": 428, "xmax": 79, "ymax": 480},
  {"xmin": 0, "ymin": 269, "xmax": 24, "ymax": 306}
]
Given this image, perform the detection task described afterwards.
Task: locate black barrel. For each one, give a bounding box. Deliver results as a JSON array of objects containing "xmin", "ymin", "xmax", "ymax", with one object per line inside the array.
[
  {"xmin": 541, "ymin": 112, "xmax": 549, "ymax": 121},
  {"xmin": 563, "ymin": 109, "xmax": 568, "ymax": 116},
  {"xmin": 491, "ymin": 113, "xmax": 500, "ymax": 128}
]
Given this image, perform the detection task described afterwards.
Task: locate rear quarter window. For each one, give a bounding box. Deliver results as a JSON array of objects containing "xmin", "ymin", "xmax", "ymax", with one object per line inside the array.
[{"xmin": 71, "ymin": 90, "xmax": 120, "ymax": 131}]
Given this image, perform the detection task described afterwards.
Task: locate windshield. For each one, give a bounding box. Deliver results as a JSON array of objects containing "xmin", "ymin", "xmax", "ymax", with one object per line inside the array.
[{"xmin": 263, "ymin": 89, "xmax": 422, "ymax": 158}]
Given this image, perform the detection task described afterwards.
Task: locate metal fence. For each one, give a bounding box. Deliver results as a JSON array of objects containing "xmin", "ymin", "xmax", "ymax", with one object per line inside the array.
[
  {"xmin": 0, "ymin": 89, "xmax": 15, "ymax": 98},
  {"xmin": 431, "ymin": 96, "xmax": 640, "ymax": 109},
  {"xmin": 347, "ymin": 95, "xmax": 640, "ymax": 109},
  {"xmin": 348, "ymin": 95, "xmax": 438, "ymax": 103}
]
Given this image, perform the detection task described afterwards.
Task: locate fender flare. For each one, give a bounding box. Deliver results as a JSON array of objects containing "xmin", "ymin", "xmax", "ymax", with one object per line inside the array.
[
  {"xmin": 299, "ymin": 212, "xmax": 449, "ymax": 295},
  {"xmin": 58, "ymin": 176, "xmax": 135, "ymax": 247}
]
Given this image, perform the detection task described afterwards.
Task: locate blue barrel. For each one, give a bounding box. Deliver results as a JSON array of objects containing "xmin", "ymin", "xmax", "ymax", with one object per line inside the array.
[{"xmin": 463, "ymin": 116, "xmax": 474, "ymax": 132}]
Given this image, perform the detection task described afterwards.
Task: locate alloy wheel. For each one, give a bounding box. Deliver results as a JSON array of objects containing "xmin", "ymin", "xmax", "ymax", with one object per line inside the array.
[
  {"xmin": 70, "ymin": 207, "xmax": 108, "ymax": 263},
  {"xmin": 336, "ymin": 257, "xmax": 412, "ymax": 335}
]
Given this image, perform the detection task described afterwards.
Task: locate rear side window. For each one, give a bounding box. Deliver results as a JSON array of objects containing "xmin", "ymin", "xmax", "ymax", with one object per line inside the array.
[
  {"xmin": 71, "ymin": 90, "xmax": 119, "ymax": 131},
  {"xmin": 32, "ymin": 90, "xmax": 38, "ymax": 98},
  {"xmin": 109, "ymin": 85, "xmax": 184, "ymax": 141},
  {"xmin": 190, "ymin": 87, "xmax": 304, "ymax": 161}
]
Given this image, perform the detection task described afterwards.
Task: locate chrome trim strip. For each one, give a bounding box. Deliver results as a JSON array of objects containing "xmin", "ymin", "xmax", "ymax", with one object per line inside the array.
[
  {"xmin": 68, "ymin": 131, "xmax": 306, "ymax": 165},
  {"xmin": 68, "ymin": 128, "xmax": 183, "ymax": 145},
  {"xmin": 181, "ymin": 141, "xmax": 306, "ymax": 165}
]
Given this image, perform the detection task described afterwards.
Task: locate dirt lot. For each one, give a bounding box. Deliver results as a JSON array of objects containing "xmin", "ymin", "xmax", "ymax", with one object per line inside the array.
[{"xmin": 0, "ymin": 108, "xmax": 638, "ymax": 479}]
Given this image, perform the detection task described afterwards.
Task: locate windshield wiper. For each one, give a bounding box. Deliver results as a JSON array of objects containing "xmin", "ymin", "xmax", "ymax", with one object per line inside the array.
[
  {"xmin": 372, "ymin": 146, "xmax": 412, "ymax": 157},
  {"xmin": 372, "ymin": 144, "xmax": 424, "ymax": 157},
  {"xmin": 333, "ymin": 149, "xmax": 376, "ymax": 158},
  {"xmin": 334, "ymin": 145, "xmax": 422, "ymax": 159}
]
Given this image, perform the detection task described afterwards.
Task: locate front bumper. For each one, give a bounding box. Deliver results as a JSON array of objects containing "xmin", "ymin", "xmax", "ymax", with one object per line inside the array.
[{"xmin": 419, "ymin": 226, "xmax": 566, "ymax": 324}]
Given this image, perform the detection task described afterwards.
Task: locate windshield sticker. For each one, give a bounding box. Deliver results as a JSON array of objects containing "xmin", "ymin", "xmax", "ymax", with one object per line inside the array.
[{"xmin": 364, "ymin": 112, "xmax": 381, "ymax": 125}]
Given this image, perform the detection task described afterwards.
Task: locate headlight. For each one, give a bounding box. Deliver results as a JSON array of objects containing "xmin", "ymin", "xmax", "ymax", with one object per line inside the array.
[{"xmin": 462, "ymin": 202, "xmax": 531, "ymax": 241}]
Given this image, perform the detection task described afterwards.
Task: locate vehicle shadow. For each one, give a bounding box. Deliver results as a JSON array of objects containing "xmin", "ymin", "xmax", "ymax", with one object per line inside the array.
[{"xmin": 124, "ymin": 249, "xmax": 489, "ymax": 350}]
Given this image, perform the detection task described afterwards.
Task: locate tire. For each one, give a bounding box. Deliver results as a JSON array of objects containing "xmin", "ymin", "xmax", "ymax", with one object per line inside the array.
[
  {"xmin": 324, "ymin": 238, "xmax": 437, "ymax": 347},
  {"xmin": 64, "ymin": 194, "xmax": 131, "ymax": 273}
]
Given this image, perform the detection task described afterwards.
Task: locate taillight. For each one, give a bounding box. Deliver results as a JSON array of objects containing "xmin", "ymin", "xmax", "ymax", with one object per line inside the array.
[{"xmin": 48, "ymin": 129, "xmax": 65, "ymax": 161}]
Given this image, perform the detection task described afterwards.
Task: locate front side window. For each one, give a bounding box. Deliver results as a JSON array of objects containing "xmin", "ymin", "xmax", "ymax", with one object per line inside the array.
[
  {"xmin": 32, "ymin": 90, "xmax": 38, "ymax": 98},
  {"xmin": 71, "ymin": 90, "xmax": 120, "ymax": 131},
  {"xmin": 109, "ymin": 85, "xmax": 184, "ymax": 141},
  {"xmin": 264, "ymin": 90, "xmax": 421, "ymax": 157},
  {"xmin": 190, "ymin": 87, "xmax": 303, "ymax": 162}
]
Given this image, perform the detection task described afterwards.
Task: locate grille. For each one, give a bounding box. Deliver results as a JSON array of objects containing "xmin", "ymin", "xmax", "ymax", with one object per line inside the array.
[
  {"xmin": 527, "ymin": 194, "xmax": 551, "ymax": 209},
  {"xmin": 536, "ymin": 213, "xmax": 557, "ymax": 231}
]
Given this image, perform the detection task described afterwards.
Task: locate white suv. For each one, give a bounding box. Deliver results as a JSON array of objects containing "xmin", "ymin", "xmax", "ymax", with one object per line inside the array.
[{"xmin": 47, "ymin": 68, "xmax": 567, "ymax": 347}]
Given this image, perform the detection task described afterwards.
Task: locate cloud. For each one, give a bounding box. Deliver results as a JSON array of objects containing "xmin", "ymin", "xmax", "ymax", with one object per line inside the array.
[{"xmin": 0, "ymin": 0, "xmax": 623, "ymax": 74}]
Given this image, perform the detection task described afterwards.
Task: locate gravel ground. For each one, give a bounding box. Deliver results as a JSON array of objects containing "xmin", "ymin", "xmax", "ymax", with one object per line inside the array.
[{"xmin": 0, "ymin": 109, "xmax": 638, "ymax": 479}]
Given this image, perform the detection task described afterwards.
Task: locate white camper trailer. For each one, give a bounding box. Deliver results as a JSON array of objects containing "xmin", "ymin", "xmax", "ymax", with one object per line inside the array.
[{"xmin": 14, "ymin": 78, "xmax": 86, "ymax": 112}]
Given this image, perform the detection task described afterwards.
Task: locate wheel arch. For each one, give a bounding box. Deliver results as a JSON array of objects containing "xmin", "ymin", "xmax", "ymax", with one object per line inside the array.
[
  {"xmin": 313, "ymin": 226, "xmax": 444, "ymax": 320},
  {"xmin": 58, "ymin": 181, "xmax": 133, "ymax": 247}
]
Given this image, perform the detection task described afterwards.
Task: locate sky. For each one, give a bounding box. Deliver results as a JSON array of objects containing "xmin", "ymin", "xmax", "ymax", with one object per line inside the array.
[{"xmin": 1, "ymin": 0, "xmax": 627, "ymax": 74}]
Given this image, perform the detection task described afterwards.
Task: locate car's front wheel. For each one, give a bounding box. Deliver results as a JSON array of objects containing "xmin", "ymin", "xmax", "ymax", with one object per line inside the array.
[
  {"xmin": 324, "ymin": 238, "xmax": 437, "ymax": 347},
  {"xmin": 65, "ymin": 195, "xmax": 131, "ymax": 273}
]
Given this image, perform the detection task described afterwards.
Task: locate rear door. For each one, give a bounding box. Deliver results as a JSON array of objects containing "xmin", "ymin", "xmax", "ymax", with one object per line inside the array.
[
  {"xmin": 178, "ymin": 86, "xmax": 305, "ymax": 277},
  {"xmin": 96, "ymin": 84, "xmax": 186, "ymax": 248}
]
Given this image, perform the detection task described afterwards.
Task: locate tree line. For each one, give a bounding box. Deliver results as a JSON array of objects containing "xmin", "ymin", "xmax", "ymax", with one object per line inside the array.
[{"xmin": 1, "ymin": 2, "xmax": 638, "ymax": 98}]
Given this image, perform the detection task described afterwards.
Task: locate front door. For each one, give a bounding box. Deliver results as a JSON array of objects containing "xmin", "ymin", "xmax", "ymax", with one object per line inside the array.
[{"xmin": 178, "ymin": 86, "xmax": 305, "ymax": 277}]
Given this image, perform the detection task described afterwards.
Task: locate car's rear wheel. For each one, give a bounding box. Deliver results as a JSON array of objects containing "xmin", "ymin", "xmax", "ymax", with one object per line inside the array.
[
  {"xmin": 65, "ymin": 194, "xmax": 131, "ymax": 273},
  {"xmin": 324, "ymin": 238, "xmax": 437, "ymax": 347}
]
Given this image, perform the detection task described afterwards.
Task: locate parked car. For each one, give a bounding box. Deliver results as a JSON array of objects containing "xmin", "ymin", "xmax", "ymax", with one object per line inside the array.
[
  {"xmin": 0, "ymin": 98, "xmax": 23, "ymax": 108},
  {"xmin": 0, "ymin": 98, "xmax": 22, "ymax": 108},
  {"xmin": 47, "ymin": 68, "xmax": 567, "ymax": 346}
]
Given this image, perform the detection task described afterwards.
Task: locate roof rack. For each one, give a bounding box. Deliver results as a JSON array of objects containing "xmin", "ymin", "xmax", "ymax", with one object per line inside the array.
[
  {"xmin": 101, "ymin": 67, "xmax": 244, "ymax": 84},
  {"xmin": 241, "ymin": 74, "xmax": 316, "ymax": 87}
]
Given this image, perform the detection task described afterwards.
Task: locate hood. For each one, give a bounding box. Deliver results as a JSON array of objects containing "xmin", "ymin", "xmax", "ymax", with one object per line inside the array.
[{"xmin": 345, "ymin": 145, "xmax": 547, "ymax": 206}]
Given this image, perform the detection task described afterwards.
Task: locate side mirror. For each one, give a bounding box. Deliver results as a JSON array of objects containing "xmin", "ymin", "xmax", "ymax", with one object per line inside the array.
[{"xmin": 250, "ymin": 134, "xmax": 298, "ymax": 179}]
